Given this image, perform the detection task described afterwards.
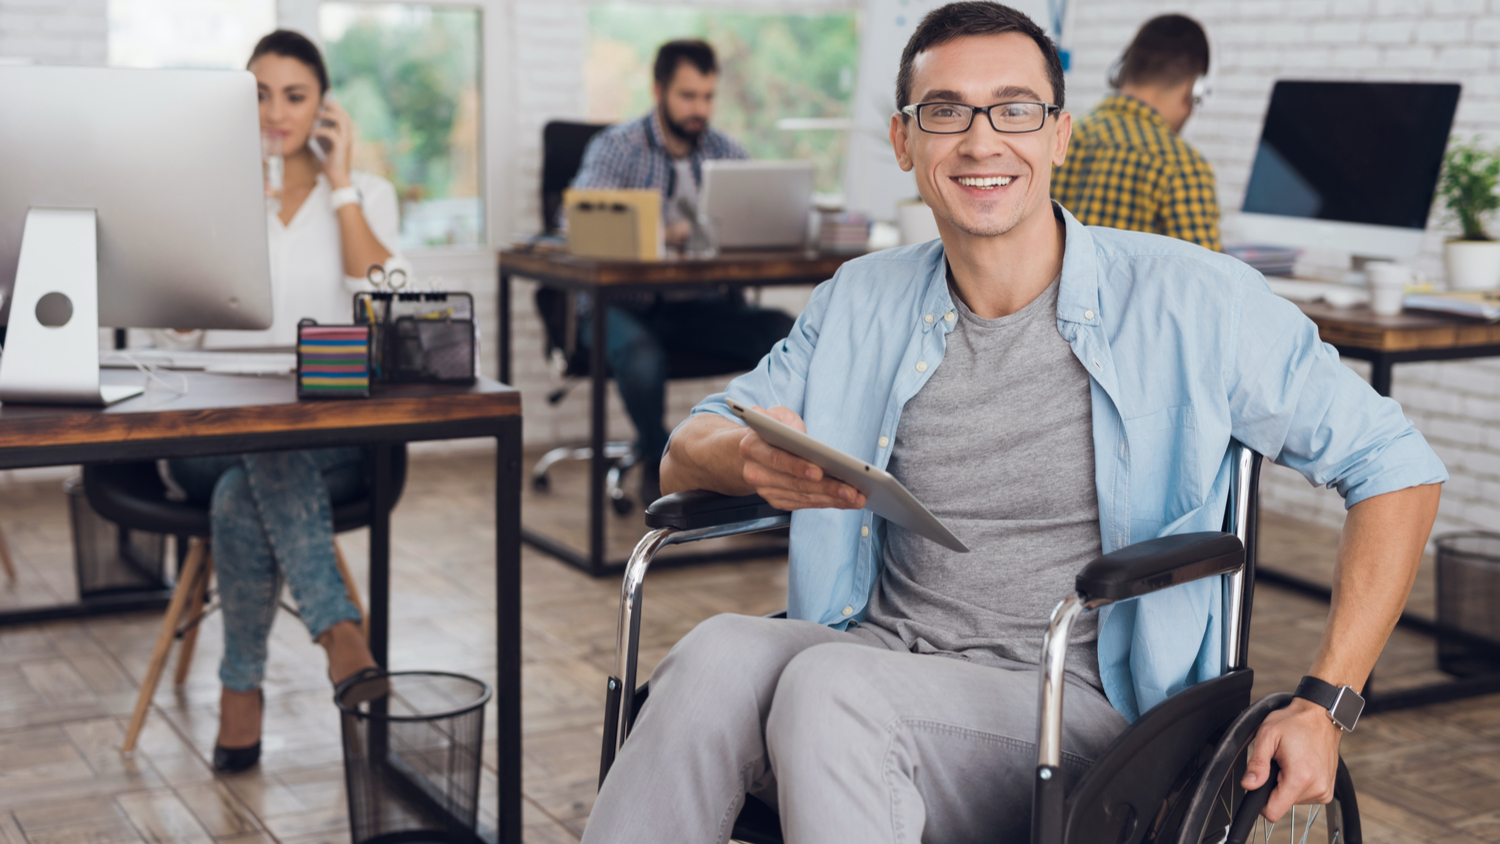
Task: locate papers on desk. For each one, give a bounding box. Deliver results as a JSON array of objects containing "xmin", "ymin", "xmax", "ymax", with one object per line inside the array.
[
  {"xmin": 1404, "ymin": 290, "xmax": 1500, "ymax": 321},
  {"xmin": 100, "ymin": 349, "xmax": 296, "ymax": 376}
]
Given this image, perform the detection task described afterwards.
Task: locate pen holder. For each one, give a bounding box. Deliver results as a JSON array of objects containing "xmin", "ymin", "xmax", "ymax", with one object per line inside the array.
[
  {"xmin": 297, "ymin": 321, "xmax": 372, "ymax": 399},
  {"xmin": 353, "ymin": 291, "xmax": 477, "ymax": 384}
]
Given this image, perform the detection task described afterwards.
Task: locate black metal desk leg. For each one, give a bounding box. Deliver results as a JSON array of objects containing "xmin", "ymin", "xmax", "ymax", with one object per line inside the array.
[
  {"xmin": 588, "ymin": 294, "xmax": 609, "ymax": 576},
  {"xmin": 368, "ymin": 444, "xmax": 394, "ymax": 669},
  {"xmin": 494, "ymin": 418, "xmax": 523, "ymax": 844},
  {"xmin": 1370, "ymin": 355, "xmax": 1393, "ymax": 397},
  {"xmin": 498, "ymin": 269, "xmax": 512, "ymax": 386}
]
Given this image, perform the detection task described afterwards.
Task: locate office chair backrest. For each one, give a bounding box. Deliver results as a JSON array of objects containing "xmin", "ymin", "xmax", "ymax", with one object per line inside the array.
[{"xmin": 541, "ymin": 121, "xmax": 610, "ymax": 235}]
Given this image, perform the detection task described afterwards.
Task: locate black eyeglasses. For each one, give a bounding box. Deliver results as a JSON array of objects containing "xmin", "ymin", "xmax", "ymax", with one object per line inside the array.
[{"xmin": 900, "ymin": 101, "xmax": 1061, "ymax": 134}]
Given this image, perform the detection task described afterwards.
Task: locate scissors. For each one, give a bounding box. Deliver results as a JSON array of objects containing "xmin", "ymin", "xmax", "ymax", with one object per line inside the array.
[{"xmin": 366, "ymin": 263, "xmax": 408, "ymax": 292}]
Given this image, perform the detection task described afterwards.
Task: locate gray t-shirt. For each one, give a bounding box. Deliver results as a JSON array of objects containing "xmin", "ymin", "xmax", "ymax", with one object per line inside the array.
[{"xmin": 864, "ymin": 275, "xmax": 1104, "ymax": 690}]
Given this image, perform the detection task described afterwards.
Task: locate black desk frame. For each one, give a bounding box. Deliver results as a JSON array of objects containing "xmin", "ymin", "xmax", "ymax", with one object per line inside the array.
[
  {"xmin": 0, "ymin": 409, "xmax": 523, "ymax": 844},
  {"xmin": 1256, "ymin": 340, "xmax": 1500, "ymax": 712},
  {"xmin": 499, "ymin": 266, "xmax": 823, "ymax": 577}
]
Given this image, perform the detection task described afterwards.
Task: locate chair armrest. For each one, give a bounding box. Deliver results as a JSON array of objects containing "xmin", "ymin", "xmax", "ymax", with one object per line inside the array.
[
  {"xmin": 1074, "ymin": 532, "xmax": 1243, "ymax": 603},
  {"xmin": 644, "ymin": 490, "xmax": 789, "ymax": 531}
]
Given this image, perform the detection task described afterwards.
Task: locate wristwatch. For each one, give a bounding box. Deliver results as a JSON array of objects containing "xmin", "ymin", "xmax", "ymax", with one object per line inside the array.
[
  {"xmin": 1294, "ymin": 675, "xmax": 1365, "ymax": 732},
  {"xmin": 329, "ymin": 185, "xmax": 362, "ymax": 211}
]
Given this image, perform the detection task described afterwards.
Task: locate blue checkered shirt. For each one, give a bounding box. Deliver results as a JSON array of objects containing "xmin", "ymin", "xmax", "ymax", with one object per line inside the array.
[{"xmin": 571, "ymin": 112, "xmax": 748, "ymax": 204}]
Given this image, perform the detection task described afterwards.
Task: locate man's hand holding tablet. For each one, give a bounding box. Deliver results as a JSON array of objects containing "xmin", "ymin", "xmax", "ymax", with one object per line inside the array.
[{"xmin": 737, "ymin": 405, "xmax": 867, "ymax": 512}]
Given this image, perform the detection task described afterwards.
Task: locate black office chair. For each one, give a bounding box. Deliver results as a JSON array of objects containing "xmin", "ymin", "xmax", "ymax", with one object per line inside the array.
[
  {"xmin": 83, "ymin": 447, "xmax": 408, "ymax": 754},
  {"xmin": 598, "ymin": 442, "xmax": 1363, "ymax": 844},
  {"xmin": 530, "ymin": 121, "xmax": 760, "ymax": 514}
]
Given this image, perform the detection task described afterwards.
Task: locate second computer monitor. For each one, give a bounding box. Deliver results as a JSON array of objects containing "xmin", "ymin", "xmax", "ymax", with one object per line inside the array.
[{"xmin": 1237, "ymin": 80, "xmax": 1460, "ymax": 259}]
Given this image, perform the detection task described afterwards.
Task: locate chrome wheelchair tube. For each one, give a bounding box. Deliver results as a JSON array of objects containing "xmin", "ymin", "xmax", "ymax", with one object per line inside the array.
[
  {"xmin": 1036, "ymin": 594, "xmax": 1085, "ymax": 769},
  {"xmin": 1223, "ymin": 444, "xmax": 1255, "ymax": 671},
  {"xmin": 611, "ymin": 513, "xmax": 791, "ymax": 755},
  {"xmin": 614, "ymin": 527, "xmax": 676, "ymax": 754}
]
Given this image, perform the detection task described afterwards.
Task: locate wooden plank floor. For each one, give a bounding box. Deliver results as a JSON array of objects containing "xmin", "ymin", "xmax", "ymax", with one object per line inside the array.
[{"xmin": 0, "ymin": 448, "xmax": 1493, "ymax": 844}]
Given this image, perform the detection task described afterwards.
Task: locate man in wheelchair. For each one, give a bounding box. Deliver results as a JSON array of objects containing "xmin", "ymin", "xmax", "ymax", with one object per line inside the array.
[{"xmin": 581, "ymin": 4, "xmax": 1446, "ymax": 842}]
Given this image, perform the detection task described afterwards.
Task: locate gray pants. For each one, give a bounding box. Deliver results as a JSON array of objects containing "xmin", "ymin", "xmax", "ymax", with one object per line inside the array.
[{"xmin": 582, "ymin": 613, "xmax": 1128, "ymax": 844}]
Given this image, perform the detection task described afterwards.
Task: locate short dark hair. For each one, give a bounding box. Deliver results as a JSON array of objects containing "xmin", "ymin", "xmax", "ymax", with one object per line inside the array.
[
  {"xmin": 896, "ymin": 2, "xmax": 1065, "ymax": 112},
  {"xmin": 1109, "ymin": 15, "xmax": 1209, "ymax": 89},
  {"xmin": 248, "ymin": 29, "xmax": 329, "ymax": 95},
  {"xmin": 653, "ymin": 39, "xmax": 718, "ymax": 88}
]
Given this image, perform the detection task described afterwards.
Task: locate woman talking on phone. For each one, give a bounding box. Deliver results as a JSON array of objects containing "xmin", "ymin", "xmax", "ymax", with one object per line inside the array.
[{"xmin": 163, "ymin": 29, "xmax": 402, "ymax": 773}]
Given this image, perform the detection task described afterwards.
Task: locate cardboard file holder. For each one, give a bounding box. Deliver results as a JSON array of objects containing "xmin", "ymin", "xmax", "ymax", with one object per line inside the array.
[{"xmin": 563, "ymin": 188, "xmax": 663, "ymax": 260}]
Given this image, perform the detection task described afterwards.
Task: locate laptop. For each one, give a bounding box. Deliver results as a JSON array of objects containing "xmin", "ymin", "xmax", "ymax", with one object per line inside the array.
[{"xmin": 700, "ymin": 160, "xmax": 814, "ymax": 250}]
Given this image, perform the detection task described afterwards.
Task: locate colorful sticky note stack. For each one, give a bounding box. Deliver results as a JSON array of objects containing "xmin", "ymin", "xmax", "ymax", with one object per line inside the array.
[{"xmin": 299, "ymin": 326, "xmax": 370, "ymax": 396}]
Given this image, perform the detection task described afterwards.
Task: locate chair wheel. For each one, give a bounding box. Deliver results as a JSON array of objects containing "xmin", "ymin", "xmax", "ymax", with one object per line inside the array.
[
  {"xmin": 532, "ymin": 474, "xmax": 551, "ymax": 493},
  {"xmin": 611, "ymin": 496, "xmax": 635, "ymax": 516}
]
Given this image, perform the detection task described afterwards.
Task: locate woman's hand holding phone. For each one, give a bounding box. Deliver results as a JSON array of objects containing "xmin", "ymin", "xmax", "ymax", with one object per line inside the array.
[
  {"xmin": 738, "ymin": 406, "xmax": 866, "ymax": 511},
  {"xmin": 311, "ymin": 96, "xmax": 355, "ymax": 189}
]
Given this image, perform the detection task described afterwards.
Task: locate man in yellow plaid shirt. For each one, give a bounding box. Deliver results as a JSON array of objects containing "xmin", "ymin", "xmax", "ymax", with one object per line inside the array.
[{"xmin": 1054, "ymin": 15, "xmax": 1221, "ymax": 251}]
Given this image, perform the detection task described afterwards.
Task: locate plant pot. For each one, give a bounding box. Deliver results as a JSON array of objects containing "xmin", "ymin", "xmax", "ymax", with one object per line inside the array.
[{"xmin": 1444, "ymin": 239, "xmax": 1500, "ymax": 290}]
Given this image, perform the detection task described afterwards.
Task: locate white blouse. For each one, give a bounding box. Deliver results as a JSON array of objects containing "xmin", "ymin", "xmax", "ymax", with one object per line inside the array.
[{"xmin": 205, "ymin": 169, "xmax": 401, "ymax": 348}]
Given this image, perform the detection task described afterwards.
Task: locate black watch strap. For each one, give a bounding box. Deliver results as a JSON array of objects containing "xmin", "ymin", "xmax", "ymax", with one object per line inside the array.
[{"xmin": 1294, "ymin": 675, "xmax": 1364, "ymax": 732}]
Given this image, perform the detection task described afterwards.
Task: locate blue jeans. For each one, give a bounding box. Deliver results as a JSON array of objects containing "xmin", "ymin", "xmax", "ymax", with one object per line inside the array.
[
  {"xmin": 169, "ymin": 448, "xmax": 366, "ymax": 692},
  {"xmin": 583, "ymin": 297, "xmax": 795, "ymax": 463}
]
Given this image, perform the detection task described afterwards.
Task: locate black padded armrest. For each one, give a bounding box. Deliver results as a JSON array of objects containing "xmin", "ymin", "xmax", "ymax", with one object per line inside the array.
[
  {"xmin": 1075, "ymin": 532, "xmax": 1243, "ymax": 602},
  {"xmin": 644, "ymin": 490, "xmax": 789, "ymax": 531}
]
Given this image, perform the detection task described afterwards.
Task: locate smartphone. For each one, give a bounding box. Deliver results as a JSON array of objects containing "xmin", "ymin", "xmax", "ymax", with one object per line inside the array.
[{"xmin": 309, "ymin": 98, "xmax": 336, "ymax": 161}]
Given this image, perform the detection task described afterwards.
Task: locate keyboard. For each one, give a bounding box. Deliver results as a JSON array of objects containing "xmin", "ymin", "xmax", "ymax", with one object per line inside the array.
[
  {"xmin": 100, "ymin": 349, "xmax": 296, "ymax": 376},
  {"xmin": 1265, "ymin": 278, "xmax": 1369, "ymax": 307}
]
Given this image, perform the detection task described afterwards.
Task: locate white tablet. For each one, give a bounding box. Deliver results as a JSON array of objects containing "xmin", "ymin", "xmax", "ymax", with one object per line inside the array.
[{"xmin": 727, "ymin": 400, "xmax": 968, "ymax": 553}]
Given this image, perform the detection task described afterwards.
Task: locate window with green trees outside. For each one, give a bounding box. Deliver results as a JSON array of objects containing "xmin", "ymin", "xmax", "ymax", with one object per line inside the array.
[
  {"xmin": 585, "ymin": 4, "xmax": 859, "ymax": 197},
  {"xmin": 320, "ymin": 4, "xmax": 483, "ymax": 251}
]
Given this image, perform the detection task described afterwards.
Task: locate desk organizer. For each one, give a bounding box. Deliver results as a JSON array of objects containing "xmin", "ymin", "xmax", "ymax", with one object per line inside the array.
[
  {"xmin": 297, "ymin": 321, "xmax": 372, "ymax": 399},
  {"xmin": 353, "ymin": 291, "xmax": 477, "ymax": 385}
]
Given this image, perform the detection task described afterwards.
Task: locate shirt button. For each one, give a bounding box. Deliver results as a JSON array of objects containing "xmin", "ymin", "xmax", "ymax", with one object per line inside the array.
[
  {"xmin": 925, "ymin": 313, "xmax": 934, "ymax": 324},
  {"xmin": 878, "ymin": 436, "xmax": 889, "ymax": 448},
  {"xmin": 945, "ymin": 312, "xmax": 955, "ymax": 322},
  {"xmin": 916, "ymin": 361, "xmax": 928, "ymax": 372},
  {"xmin": 861, "ymin": 525, "xmax": 869, "ymax": 537},
  {"xmin": 842, "ymin": 606, "xmax": 854, "ymax": 617},
  {"xmin": 1085, "ymin": 310, "xmax": 1095, "ymax": 320}
]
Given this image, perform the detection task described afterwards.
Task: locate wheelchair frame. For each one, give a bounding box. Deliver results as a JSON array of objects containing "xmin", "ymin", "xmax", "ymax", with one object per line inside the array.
[{"xmin": 597, "ymin": 443, "xmax": 1360, "ymax": 844}]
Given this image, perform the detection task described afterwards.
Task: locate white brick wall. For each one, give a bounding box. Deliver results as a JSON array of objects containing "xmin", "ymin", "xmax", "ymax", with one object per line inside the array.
[
  {"xmin": 1069, "ymin": 0, "xmax": 1500, "ymax": 538},
  {"xmin": 0, "ymin": 0, "xmax": 106, "ymax": 64}
]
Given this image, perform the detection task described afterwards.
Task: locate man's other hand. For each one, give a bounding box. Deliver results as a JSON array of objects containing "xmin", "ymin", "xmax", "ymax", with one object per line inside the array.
[
  {"xmin": 1240, "ymin": 697, "xmax": 1342, "ymax": 821},
  {"xmin": 739, "ymin": 406, "xmax": 867, "ymax": 511}
]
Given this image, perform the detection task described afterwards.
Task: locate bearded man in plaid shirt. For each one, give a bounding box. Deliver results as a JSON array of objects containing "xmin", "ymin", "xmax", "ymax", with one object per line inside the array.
[{"xmin": 1053, "ymin": 15, "xmax": 1221, "ymax": 251}]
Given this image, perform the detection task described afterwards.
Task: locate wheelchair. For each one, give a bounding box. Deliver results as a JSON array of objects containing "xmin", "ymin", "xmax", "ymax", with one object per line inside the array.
[{"xmin": 596, "ymin": 443, "xmax": 1362, "ymax": 844}]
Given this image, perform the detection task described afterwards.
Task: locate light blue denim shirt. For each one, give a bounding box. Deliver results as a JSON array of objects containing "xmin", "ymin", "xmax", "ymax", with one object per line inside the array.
[{"xmin": 683, "ymin": 205, "xmax": 1447, "ymax": 721}]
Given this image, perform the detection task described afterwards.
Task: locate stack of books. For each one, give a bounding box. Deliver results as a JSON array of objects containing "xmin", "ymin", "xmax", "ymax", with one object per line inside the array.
[
  {"xmin": 1226, "ymin": 244, "xmax": 1301, "ymax": 277},
  {"xmin": 817, "ymin": 211, "xmax": 870, "ymax": 253}
]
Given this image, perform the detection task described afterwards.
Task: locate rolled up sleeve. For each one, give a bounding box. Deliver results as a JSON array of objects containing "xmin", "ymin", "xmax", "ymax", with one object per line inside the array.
[{"xmin": 1225, "ymin": 275, "xmax": 1448, "ymax": 507}]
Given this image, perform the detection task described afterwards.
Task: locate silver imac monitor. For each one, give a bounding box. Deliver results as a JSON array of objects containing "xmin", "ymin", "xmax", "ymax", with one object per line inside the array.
[
  {"xmin": 0, "ymin": 65, "xmax": 273, "ymax": 405},
  {"xmin": 700, "ymin": 160, "xmax": 815, "ymax": 250},
  {"xmin": 1237, "ymin": 80, "xmax": 1461, "ymax": 260}
]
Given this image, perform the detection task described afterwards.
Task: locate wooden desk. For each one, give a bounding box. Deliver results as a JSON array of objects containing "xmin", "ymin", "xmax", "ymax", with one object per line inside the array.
[
  {"xmin": 1276, "ymin": 301, "xmax": 1500, "ymax": 712},
  {"xmin": 0, "ymin": 370, "xmax": 524, "ymax": 844},
  {"xmin": 1295, "ymin": 300, "xmax": 1500, "ymax": 395},
  {"xmin": 497, "ymin": 246, "xmax": 859, "ymax": 576}
]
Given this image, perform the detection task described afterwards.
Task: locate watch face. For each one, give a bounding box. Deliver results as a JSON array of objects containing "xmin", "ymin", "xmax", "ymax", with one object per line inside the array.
[{"xmin": 1330, "ymin": 687, "xmax": 1364, "ymax": 731}]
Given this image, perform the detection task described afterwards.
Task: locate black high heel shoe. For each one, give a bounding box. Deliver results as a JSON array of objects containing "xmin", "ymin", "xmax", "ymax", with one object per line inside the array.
[{"xmin": 213, "ymin": 689, "xmax": 262, "ymax": 773}]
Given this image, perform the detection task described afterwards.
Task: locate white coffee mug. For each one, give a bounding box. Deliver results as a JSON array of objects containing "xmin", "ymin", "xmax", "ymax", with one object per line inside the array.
[{"xmin": 1365, "ymin": 262, "xmax": 1412, "ymax": 316}]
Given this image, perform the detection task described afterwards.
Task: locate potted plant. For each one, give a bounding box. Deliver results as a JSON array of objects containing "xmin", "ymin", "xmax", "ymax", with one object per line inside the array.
[{"xmin": 1439, "ymin": 138, "xmax": 1500, "ymax": 291}]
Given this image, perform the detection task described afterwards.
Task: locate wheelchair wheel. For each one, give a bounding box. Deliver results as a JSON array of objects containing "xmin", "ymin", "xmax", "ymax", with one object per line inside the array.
[{"xmin": 1176, "ymin": 693, "xmax": 1360, "ymax": 844}]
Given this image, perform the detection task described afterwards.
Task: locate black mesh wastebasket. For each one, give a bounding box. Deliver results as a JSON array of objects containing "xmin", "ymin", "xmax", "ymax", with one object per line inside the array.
[
  {"xmin": 337, "ymin": 671, "xmax": 491, "ymax": 844},
  {"xmin": 1436, "ymin": 532, "xmax": 1500, "ymax": 676}
]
